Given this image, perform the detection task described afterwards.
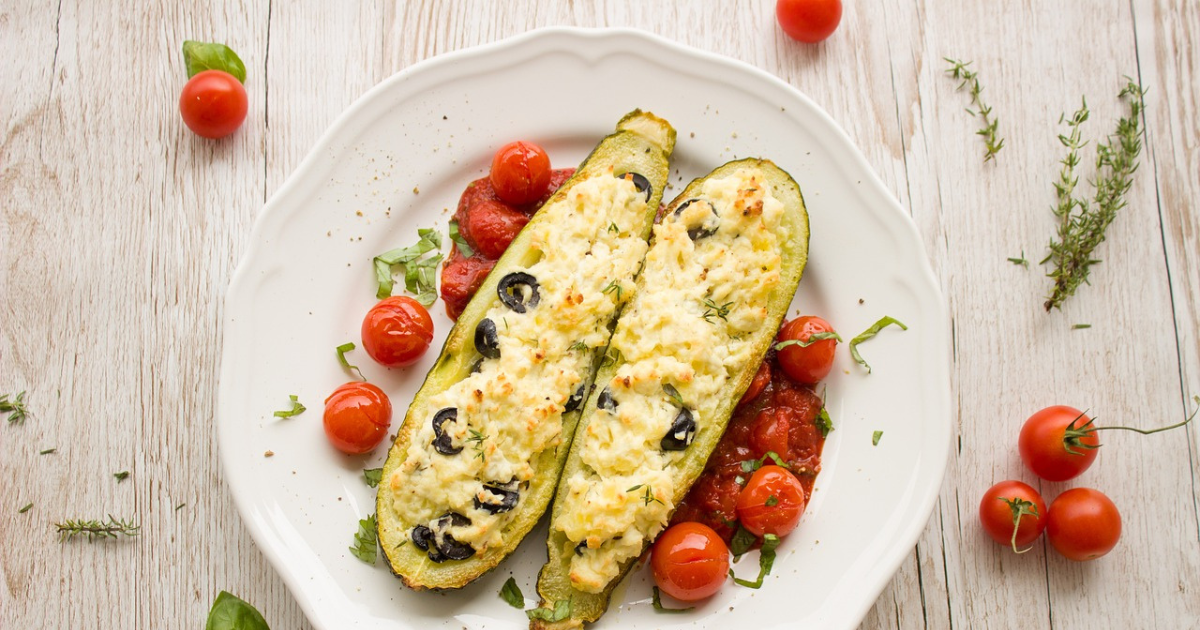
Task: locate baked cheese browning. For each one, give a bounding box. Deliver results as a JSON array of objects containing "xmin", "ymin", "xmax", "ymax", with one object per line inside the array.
[
  {"xmin": 389, "ymin": 172, "xmax": 651, "ymax": 555},
  {"xmin": 552, "ymin": 168, "xmax": 787, "ymax": 593}
]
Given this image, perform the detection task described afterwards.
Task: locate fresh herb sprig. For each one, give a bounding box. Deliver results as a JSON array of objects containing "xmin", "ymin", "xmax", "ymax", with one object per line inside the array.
[
  {"xmin": 945, "ymin": 58, "xmax": 1005, "ymax": 162},
  {"xmin": 273, "ymin": 395, "xmax": 306, "ymax": 419},
  {"xmin": 56, "ymin": 515, "xmax": 140, "ymax": 541},
  {"xmin": 1, "ymin": 391, "xmax": 29, "ymax": 424},
  {"xmin": 349, "ymin": 513, "xmax": 378, "ymax": 564},
  {"xmin": 1043, "ymin": 81, "xmax": 1146, "ymax": 311},
  {"xmin": 468, "ymin": 429, "xmax": 488, "ymax": 461},
  {"xmin": 626, "ymin": 484, "xmax": 664, "ymax": 506}
]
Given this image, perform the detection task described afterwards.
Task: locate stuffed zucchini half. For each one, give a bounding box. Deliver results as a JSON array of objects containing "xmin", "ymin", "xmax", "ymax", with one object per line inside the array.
[
  {"xmin": 533, "ymin": 158, "xmax": 809, "ymax": 628},
  {"xmin": 375, "ymin": 110, "xmax": 676, "ymax": 590}
]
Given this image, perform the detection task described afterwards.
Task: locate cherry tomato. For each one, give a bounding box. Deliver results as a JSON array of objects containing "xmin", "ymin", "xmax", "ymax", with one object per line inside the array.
[
  {"xmin": 650, "ymin": 522, "xmax": 730, "ymax": 601},
  {"xmin": 735, "ymin": 465, "xmax": 807, "ymax": 537},
  {"xmin": 179, "ymin": 70, "xmax": 248, "ymax": 139},
  {"xmin": 323, "ymin": 382, "xmax": 392, "ymax": 455},
  {"xmin": 1018, "ymin": 405, "xmax": 1099, "ymax": 481},
  {"xmin": 775, "ymin": 316, "xmax": 838, "ymax": 385},
  {"xmin": 489, "ymin": 141, "xmax": 552, "ymax": 205},
  {"xmin": 739, "ymin": 361, "xmax": 771, "ymax": 407},
  {"xmin": 464, "ymin": 199, "xmax": 531, "ymax": 260},
  {"xmin": 1046, "ymin": 488, "xmax": 1121, "ymax": 561},
  {"xmin": 360, "ymin": 296, "xmax": 434, "ymax": 368},
  {"xmin": 776, "ymin": 0, "xmax": 843, "ymax": 44},
  {"xmin": 748, "ymin": 407, "xmax": 791, "ymax": 460},
  {"xmin": 978, "ymin": 480, "xmax": 1047, "ymax": 553}
]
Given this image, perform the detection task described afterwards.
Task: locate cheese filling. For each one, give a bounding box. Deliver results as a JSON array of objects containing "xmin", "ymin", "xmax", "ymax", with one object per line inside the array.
[
  {"xmin": 554, "ymin": 168, "xmax": 786, "ymax": 593},
  {"xmin": 386, "ymin": 171, "xmax": 651, "ymax": 553}
]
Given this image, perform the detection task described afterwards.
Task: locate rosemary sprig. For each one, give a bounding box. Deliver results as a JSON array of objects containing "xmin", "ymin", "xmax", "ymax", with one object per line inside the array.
[
  {"xmin": 55, "ymin": 515, "xmax": 140, "ymax": 541},
  {"xmin": 945, "ymin": 58, "xmax": 1005, "ymax": 162},
  {"xmin": 1044, "ymin": 81, "xmax": 1146, "ymax": 311},
  {"xmin": 1, "ymin": 391, "xmax": 29, "ymax": 424}
]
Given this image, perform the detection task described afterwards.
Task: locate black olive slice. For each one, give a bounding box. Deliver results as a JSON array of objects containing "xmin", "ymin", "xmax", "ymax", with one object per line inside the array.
[
  {"xmin": 497, "ymin": 272, "xmax": 541, "ymax": 313},
  {"xmin": 673, "ymin": 198, "xmax": 720, "ymax": 240},
  {"xmin": 597, "ymin": 387, "xmax": 617, "ymax": 412},
  {"xmin": 564, "ymin": 384, "xmax": 586, "ymax": 413},
  {"xmin": 574, "ymin": 542, "xmax": 587, "ymax": 555},
  {"xmin": 431, "ymin": 407, "xmax": 463, "ymax": 455},
  {"xmin": 411, "ymin": 524, "xmax": 433, "ymax": 551},
  {"xmin": 660, "ymin": 408, "xmax": 697, "ymax": 451},
  {"xmin": 474, "ymin": 318, "xmax": 500, "ymax": 359},
  {"xmin": 615, "ymin": 172, "xmax": 652, "ymax": 202},
  {"xmin": 473, "ymin": 481, "xmax": 520, "ymax": 514},
  {"xmin": 429, "ymin": 512, "xmax": 475, "ymax": 562}
]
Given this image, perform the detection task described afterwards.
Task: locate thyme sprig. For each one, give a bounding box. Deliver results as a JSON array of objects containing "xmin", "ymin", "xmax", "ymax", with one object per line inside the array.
[
  {"xmin": 1, "ymin": 391, "xmax": 29, "ymax": 424},
  {"xmin": 701, "ymin": 298, "xmax": 733, "ymax": 324},
  {"xmin": 56, "ymin": 515, "xmax": 140, "ymax": 541},
  {"xmin": 468, "ymin": 429, "xmax": 488, "ymax": 461},
  {"xmin": 1043, "ymin": 81, "xmax": 1146, "ymax": 311},
  {"xmin": 945, "ymin": 58, "xmax": 1005, "ymax": 162}
]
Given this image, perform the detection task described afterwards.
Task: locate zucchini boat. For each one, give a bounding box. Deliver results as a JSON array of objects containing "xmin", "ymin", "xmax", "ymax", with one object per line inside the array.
[
  {"xmin": 533, "ymin": 158, "xmax": 809, "ymax": 628},
  {"xmin": 375, "ymin": 110, "xmax": 676, "ymax": 590}
]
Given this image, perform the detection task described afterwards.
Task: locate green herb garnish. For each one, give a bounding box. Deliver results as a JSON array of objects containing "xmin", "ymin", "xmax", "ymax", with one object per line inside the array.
[
  {"xmin": 526, "ymin": 598, "xmax": 572, "ymax": 622},
  {"xmin": 182, "ymin": 41, "xmax": 247, "ymax": 83},
  {"xmin": 815, "ymin": 406, "xmax": 834, "ymax": 437},
  {"xmin": 568, "ymin": 340, "xmax": 589, "ymax": 352},
  {"xmin": 602, "ymin": 280, "xmax": 623, "ymax": 301},
  {"xmin": 18, "ymin": 502, "xmax": 33, "ymax": 514},
  {"xmin": 774, "ymin": 331, "xmax": 842, "ymax": 351},
  {"xmin": 56, "ymin": 515, "xmax": 140, "ymax": 541},
  {"xmin": 849, "ymin": 316, "xmax": 908, "ymax": 373},
  {"xmin": 663, "ymin": 383, "xmax": 685, "ymax": 408},
  {"xmin": 1008, "ymin": 251, "xmax": 1029, "ymax": 267},
  {"xmin": 468, "ymin": 429, "xmax": 488, "ymax": 461},
  {"xmin": 349, "ymin": 513, "xmax": 378, "ymax": 564},
  {"xmin": 740, "ymin": 451, "xmax": 790, "ymax": 473},
  {"xmin": 113, "ymin": 471, "xmax": 130, "ymax": 482},
  {"xmin": 701, "ymin": 298, "xmax": 733, "ymax": 324},
  {"xmin": 1072, "ymin": 324, "xmax": 1091, "ymax": 330},
  {"xmin": 872, "ymin": 431, "xmax": 883, "ymax": 446},
  {"xmin": 205, "ymin": 590, "xmax": 270, "ymax": 630},
  {"xmin": 448, "ymin": 218, "xmax": 474, "ymax": 258},
  {"xmin": 1, "ymin": 391, "xmax": 29, "ymax": 425},
  {"xmin": 336, "ymin": 342, "xmax": 365, "ymax": 380},
  {"xmin": 945, "ymin": 58, "xmax": 1005, "ymax": 162},
  {"xmin": 373, "ymin": 228, "xmax": 444, "ymax": 305},
  {"xmin": 499, "ymin": 577, "xmax": 524, "ymax": 609},
  {"xmin": 729, "ymin": 533, "xmax": 781, "ymax": 588},
  {"xmin": 273, "ymin": 395, "xmax": 306, "ymax": 419},
  {"xmin": 652, "ymin": 586, "xmax": 694, "ymax": 613},
  {"xmin": 363, "ymin": 467, "xmax": 383, "ymax": 488},
  {"xmin": 39, "ymin": 447, "xmax": 56, "ymax": 455},
  {"xmin": 729, "ymin": 525, "xmax": 757, "ymax": 558},
  {"xmin": 765, "ymin": 495, "xmax": 779, "ymax": 507}
]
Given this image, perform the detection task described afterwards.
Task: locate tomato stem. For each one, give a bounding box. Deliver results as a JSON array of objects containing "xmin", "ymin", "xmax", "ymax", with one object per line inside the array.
[
  {"xmin": 1001, "ymin": 497, "xmax": 1039, "ymax": 554},
  {"xmin": 1062, "ymin": 397, "xmax": 1199, "ymax": 454}
]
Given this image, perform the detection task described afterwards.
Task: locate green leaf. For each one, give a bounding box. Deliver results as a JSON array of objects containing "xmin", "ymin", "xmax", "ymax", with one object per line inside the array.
[
  {"xmin": 349, "ymin": 513, "xmax": 378, "ymax": 564},
  {"xmin": 526, "ymin": 598, "xmax": 572, "ymax": 622},
  {"xmin": 363, "ymin": 468, "xmax": 383, "ymax": 488},
  {"xmin": 1, "ymin": 391, "xmax": 29, "ymax": 424},
  {"xmin": 729, "ymin": 524, "xmax": 757, "ymax": 558},
  {"xmin": 651, "ymin": 586, "xmax": 694, "ymax": 613},
  {"xmin": 741, "ymin": 451, "xmax": 790, "ymax": 473},
  {"xmin": 205, "ymin": 590, "xmax": 270, "ymax": 630},
  {"xmin": 273, "ymin": 395, "xmax": 306, "ymax": 419},
  {"xmin": 499, "ymin": 577, "xmax": 524, "ymax": 609},
  {"xmin": 765, "ymin": 494, "xmax": 779, "ymax": 507},
  {"xmin": 405, "ymin": 253, "xmax": 444, "ymax": 306},
  {"xmin": 336, "ymin": 342, "xmax": 365, "ymax": 380},
  {"xmin": 182, "ymin": 41, "xmax": 247, "ymax": 83},
  {"xmin": 39, "ymin": 447, "xmax": 56, "ymax": 455},
  {"xmin": 373, "ymin": 228, "xmax": 443, "ymax": 301},
  {"xmin": 815, "ymin": 407, "xmax": 834, "ymax": 437},
  {"xmin": 729, "ymin": 534, "xmax": 781, "ymax": 589},
  {"xmin": 18, "ymin": 502, "xmax": 32, "ymax": 514},
  {"xmin": 872, "ymin": 430, "xmax": 883, "ymax": 446},
  {"xmin": 848, "ymin": 316, "xmax": 908, "ymax": 373},
  {"xmin": 773, "ymin": 331, "xmax": 842, "ymax": 351},
  {"xmin": 662, "ymin": 383, "xmax": 684, "ymax": 408},
  {"xmin": 113, "ymin": 471, "xmax": 130, "ymax": 482},
  {"xmin": 448, "ymin": 219, "xmax": 474, "ymax": 258}
]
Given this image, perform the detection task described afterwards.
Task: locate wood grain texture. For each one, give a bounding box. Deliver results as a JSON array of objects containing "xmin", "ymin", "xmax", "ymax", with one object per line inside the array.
[{"xmin": 1, "ymin": 1, "xmax": 1196, "ymax": 628}]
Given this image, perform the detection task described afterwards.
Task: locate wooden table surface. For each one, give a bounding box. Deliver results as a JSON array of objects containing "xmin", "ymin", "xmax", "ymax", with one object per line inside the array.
[{"xmin": 2, "ymin": 1, "xmax": 1198, "ymax": 628}]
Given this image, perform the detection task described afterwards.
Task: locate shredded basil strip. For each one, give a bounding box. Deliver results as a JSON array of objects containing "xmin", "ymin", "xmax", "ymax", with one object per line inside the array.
[
  {"xmin": 740, "ymin": 451, "xmax": 790, "ymax": 473},
  {"xmin": 729, "ymin": 525, "xmax": 757, "ymax": 558},
  {"xmin": 815, "ymin": 407, "xmax": 834, "ymax": 437},
  {"xmin": 349, "ymin": 513, "xmax": 378, "ymax": 564},
  {"xmin": 273, "ymin": 395, "xmax": 306, "ymax": 419},
  {"xmin": 363, "ymin": 468, "xmax": 383, "ymax": 488},
  {"xmin": 773, "ymin": 331, "xmax": 843, "ymax": 351},
  {"xmin": 448, "ymin": 219, "xmax": 474, "ymax": 258},
  {"xmin": 336, "ymin": 342, "xmax": 365, "ymax": 380},
  {"xmin": 526, "ymin": 598, "xmax": 572, "ymax": 622},
  {"xmin": 872, "ymin": 430, "xmax": 884, "ymax": 446},
  {"xmin": 729, "ymin": 534, "xmax": 781, "ymax": 589},
  {"xmin": 205, "ymin": 590, "xmax": 270, "ymax": 630},
  {"xmin": 373, "ymin": 228, "xmax": 443, "ymax": 304},
  {"xmin": 499, "ymin": 577, "xmax": 524, "ymax": 609},
  {"xmin": 182, "ymin": 41, "xmax": 247, "ymax": 83},
  {"xmin": 848, "ymin": 316, "xmax": 908, "ymax": 373},
  {"xmin": 651, "ymin": 586, "xmax": 694, "ymax": 613}
]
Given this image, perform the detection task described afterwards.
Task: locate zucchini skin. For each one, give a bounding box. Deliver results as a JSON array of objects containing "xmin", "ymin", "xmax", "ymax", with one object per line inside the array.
[
  {"xmin": 533, "ymin": 158, "xmax": 809, "ymax": 629},
  {"xmin": 375, "ymin": 110, "xmax": 676, "ymax": 590}
]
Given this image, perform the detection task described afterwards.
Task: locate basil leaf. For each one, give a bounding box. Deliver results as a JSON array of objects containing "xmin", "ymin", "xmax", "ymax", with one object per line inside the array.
[
  {"xmin": 729, "ymin": 534, "xmax": 781, "ymax": 589},
  {"xmin": 651, "ymin": 586, "xmax": 694, "ymax": 613},
  {"xmin": 336, "ymin": 342, "xmax": 365, "ymax": 380},
  {"xmin": 182, "ymin": 41, "xmax": 247, "ymax": 83},
  {"xmin": 848, "ymin": 316, "xmax": 908, "ymax": 373},
  {"xmin": 740, "ymin": 451, "xmax": 790, "ymax": 474},
  {"xmin": 404, "ymin": 252, "xmax": 444, "ymax": 306},
  {"xmin": 526, "ymin": 598, "xmax": 572, "ymax": 622},
  {"xmin": 448, "ymin": 219, "xmax": 474, "ymax": 258},
  {"xmin": 872, "ymin": 430, "xmax": 884, "ymax": 446},
  {"xmin": 499, "ymin": 577, "xmax": 524, "ymax": 608},
  {"xmin": 205, "ymin": 590, "xmax": 270, "ymax": 630},
  {"xmin": 273, "ymin": 395, "xmax": 306, "ymax": 419},
  {"xmin": 373, "ymin": 228, "xmax": 443, "ymax": 300},
  {"xmin": 729, "ymin": 525, "xmax": 757, "ymax": 558},
  {"xmin": 765, "ymin": 494, "xmax": 779, "ymax": 507},
  {"xmin": 773, "ymin": 331, "xmax": 842, "ymax": 351},
  {"xmin": 349, "ymin": 513, "xmax": 378, "ymax": 564},
  {"xmin": 815, "ymin": 407, "xmax": 834, "ymax": 437},
  {"xmin": 363, "ymin": 468, "xmax": 383, "ymax": 488}
]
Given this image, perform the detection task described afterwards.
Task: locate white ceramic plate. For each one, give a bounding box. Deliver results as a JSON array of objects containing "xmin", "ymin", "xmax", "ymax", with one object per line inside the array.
[{"xmin": 218, "ymin": 27, "xmax": 950, "ymax": 630}]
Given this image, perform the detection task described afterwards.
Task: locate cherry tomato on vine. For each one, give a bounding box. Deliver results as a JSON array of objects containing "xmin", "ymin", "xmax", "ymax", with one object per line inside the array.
[
  {"xmin": 1046, "ymin": 488, "xmax": 1121, "ymax": 561},
  {"xmin": 736, "ymin": 465, "xmax": 807, "ymax": 537},
  {"xmin": 739, "ymin": 361, "xmax": 771, "ymax": 407},
  {"xmin": 464, "ymin": 199, "xmax": 530, "ymax": 259},
  {"xmin": 1018, "ymin": 405, "xmax": 1099, "ymax": 481},
  {"xmin": 179, "ymin": 70, "xmax": 248, "ymax": 139},
  {"xmin": 490, "ymin": 141, "xmax": 552, "ymax": 205},
  {"xmin": 323, "ymin": 382, "xmax": 392, "ymax": 455},
  {"xmin": 361, "ymin": 296, "xmax": 434, "ymax": 368},
  {"xmin": 776, "ymin": 0, "xmax": 843, "ymax": 44},
  {"xmin": 978, "ymin": 480, "xmax": 1047, "ymax": 553},
  {"xmin": 775, "ymin": 316, "xmax": 839, "ymax": 385},
  {"xmin": 650, "ymin": 522, "xmax": 730, "ymax": 601}
]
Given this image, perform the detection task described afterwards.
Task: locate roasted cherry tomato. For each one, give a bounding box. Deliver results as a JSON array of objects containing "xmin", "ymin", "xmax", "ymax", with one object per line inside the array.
[
  {"xmin": 748, "ymin": 407, "xmax": 791, "ymax": 460},
  {"xmin": 440, "ymin": 254, "xmax": 496, "ymax": 320},
  {"xmin": 1018, "ymin": 405, "xmax": 1099, "ymax": 481},
  {"xmin": 775, "ymin": 316, "xmax": 838, "ymax": 385},
  {"xmin": 323, "ymin": 382, "xmax": 392, "ymax": 455},
  {"xmin": 1046, "ymin": 488, "xmax": 1121, "ymax": 561},
  {"xmin": 179, "ymin": 70, "xmax": 248, "ymax": 139},
  {"xmin": 739, "ymin": 361, "xmax": 771, "ymax": 407},
  {"xmin": 489, "ymin": 141, "xmax": 552, "ymax": 205},
  {"xmin": 650, "ymin": 522, "xmax": 730, "ymax": 601},
  {"xmin": 776, "ymin": 0, "xmax": 843, "ymax": 44},
  {"xmin": 735, "ymin": 465, "xmax": 807, "ymax": 537},
  {"xmin": 464, "ymin": 199, "xmax": 531, "ymax": 260},
  {"xmin": 978, "ymin": 480, "xmax": 1047, "ymax": 553},
  {"xmin": 361, "ymin": 296, "xmax": 434, "ymax": 368}
]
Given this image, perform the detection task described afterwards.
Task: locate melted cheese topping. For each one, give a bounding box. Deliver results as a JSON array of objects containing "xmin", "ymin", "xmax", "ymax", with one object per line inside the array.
[
  {"xmin": 386, "ymin": 172, "xmax": 650, "ymax": 552},
  {"xmin": 554, "ymin": 168, "xmax": 787, "ymax": 593}
]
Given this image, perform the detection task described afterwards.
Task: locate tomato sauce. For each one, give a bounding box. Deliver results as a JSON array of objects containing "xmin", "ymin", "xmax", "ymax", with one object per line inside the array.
[
  {"xmin": 439, "ymin": 168, "xmax": 574, "ymax": 319},
  {"xmin": 670, "ymin": 354, "xmax": 827, "ymax": 543}
]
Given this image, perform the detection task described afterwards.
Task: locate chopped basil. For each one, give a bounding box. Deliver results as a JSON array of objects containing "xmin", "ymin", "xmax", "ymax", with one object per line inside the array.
[
  {"xmin": 273, "ymin": 395, "xmax": 306, "ymax": 419},
  {"xmin": 729, "ymin": 524, "xmax": 757, "ymax": 558},
  {"xmin": 448, "ymin": 218, "xmax": 474, "ymax": 258},
  {"xmin": 872, "ymin": 431, "xmax": 884, "ymax": 446},
  {"xmin": 363, "ymin": 468, "xmax": 383, "ymax": 488},
  {"xmin": 848, "ymin": 316, "xmax": 908, "ymax": 373},
  {"xmin": 774, "ymin": 331, "xmax": 842, "ymax": 351},
  {"xmin": 499, "ymin": 577, "xmax": 524, "ymax": 609},
  {"xmin": 336, "ymin": 342, "xmax": 365, "ymax": 381},
  {"xmin": 740, "ymin": 451, "xmax": 790, "ymax": 473},
  {"xmin": 815, "ymin": 407, "xmax": 834, "ymax": 437},
  {"xmin": 349, "ymin": 513, "xmax": 378, "ymax": 564},
  {"xmin": 729, "ymin": 533, "xmax": 781, "ymax": 588},
  {"xmin": 651, "ymin": 586, "xmax": 694, "ymax": 613},
  {"xmin": 113, "ymin": 471, "xmax": 130, "ymax": 482},
  {"xmin": 663, "ymin": 383, "xmax": 685, "ymax": 408},
  {"xmin": 526, "ymin": 598, "xmax": 572, "ymax": 622},
  {"xmin": 373, "ymin": 228, "xmax": 443, "ymax": 304},
  {"xmin": 765, "ymin": 494, "xmax": 779, "ymax": 507}
]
